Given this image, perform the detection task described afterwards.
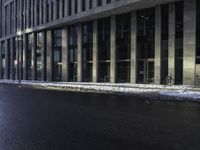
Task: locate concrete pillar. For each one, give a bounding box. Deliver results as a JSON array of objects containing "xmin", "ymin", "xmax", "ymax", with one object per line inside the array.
[
  {"xmin": 13, "ymin": 0, "xmax": 16, "ymax": 33},
  {"xmin": 78, "ymin": 0, "xmax": 82, "ymax": 12},
  {"xmin": 41, "ymin": 31, "xmax": 46, "ymax": 81},
  {"xmin": 86, "ymin": 0, "xmax": 90, "ymax": 11},
  {"xmin": 64, "ymin": 0, "xmax": 69, "ymax": 16},
  {"xmin": 23, "ymin": 35, "xmax": 27, "ymax": 80},
  {"xmin": 103, "ymin": 0, "xmax": 107, "ymax": 5},
  {"xmin": 19, "ymin": 0, "xmax": 22, "ymax": 30},
  {"xmin": 31, "ymin": 33, "xmax": 36, "ymax": 80},
  {"xmin": 49, "ymin": 0, "xmax": 52, "ymax": 21},
  {"xmin": 53, "ymin": 0, "xmax": 57, "ymax": 20},
  {"xmin": 46, "ymin": 30, "xmax": 53, "ymax": 81},
  {"xmin": 23, "ymin": 0, "xmax": 26, "ymax": 29},
  {"xmin": 183, "ymin": 0, "xmax": 196, "ymax": 85},
  {"xmin": 168, "ymin": 3, "xmax": 175, "ymax": 84},
  {"xmin": 8, "ymin": 4, "xmax": 10, "ymax": 34},
  {"xmin": 62, "ymin": 27, "xmax": 69, "ymax": 81},
  {"xmin": 155, "ymin": 6, "xmax": 162, "ymax": 85},
  {"xmin": 77, "ymin": 24, "xmax": 83, "ymax": 82},
  {"xmin": 93, "ymin": 0, "xmax": 97, "ymax": 8},
  {"xmin": 110, "ymin": 16, "xmax": 116, "ymax": 83},
  {"xmin": 2, "ymin": 1, "xmax": 5, "ymax": 36},
  {"xmin": 131, "ymin": 11, "xmax": 137, "ymax": 84},
  {"xmin": 34, "ymin": 0, "xmax": 38, "ymax": 26},
  {"xmin": 71, "ymin": 0, "xmax": 75, "ymax": 15},
  {"xmin": 39, "ymin": 0, "xmax": 43, "ymax": 24},
  {"xmin": 5, "ymin": 40, "xmax": 9, "ymax": 79},
  {"xmin": 43, "ymin": 0, "xmax": 47, "ymax": 23},
  {"xmin": 59, "ymin": 0, "xmax": 63, "ymax": 18},
  {"xmin": 27, "ymin": 0, "xmax": 30, "ymax": 28},
  {"xmin": 93, "ymin": 20, "xmax": 98, "ymax": 82},
  {"xmin": 10, "ymin": 39, "xmax": 14, "ymax": 80}
]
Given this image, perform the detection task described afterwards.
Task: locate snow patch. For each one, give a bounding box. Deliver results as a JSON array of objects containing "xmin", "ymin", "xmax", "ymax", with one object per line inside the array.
[{"xmin": 1, "ymin": 80, "xmax": 200, "ymax": 101}]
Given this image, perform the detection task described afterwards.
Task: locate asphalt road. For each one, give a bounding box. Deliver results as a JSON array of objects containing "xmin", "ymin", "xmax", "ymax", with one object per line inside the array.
[{"xmin": 0, "ymin": 84, "xmax": 200, "ymax": 150}]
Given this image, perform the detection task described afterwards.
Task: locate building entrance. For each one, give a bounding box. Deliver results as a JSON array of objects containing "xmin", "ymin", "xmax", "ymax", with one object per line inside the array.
[{"xmin": 137, "ymin": 59, "xmax": 154, "ymax": 84}]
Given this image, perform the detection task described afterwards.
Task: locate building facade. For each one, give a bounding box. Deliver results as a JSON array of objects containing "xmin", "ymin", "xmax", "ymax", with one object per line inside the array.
[{"xmin": 0, "ymin": 0, "xmax": 199, "ymax": 85}]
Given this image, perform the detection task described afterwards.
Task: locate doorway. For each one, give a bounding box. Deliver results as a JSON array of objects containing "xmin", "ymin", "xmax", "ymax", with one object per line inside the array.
[{"xmin": 137, "ymin": 59, "xmax": 154, "ymax": 84}]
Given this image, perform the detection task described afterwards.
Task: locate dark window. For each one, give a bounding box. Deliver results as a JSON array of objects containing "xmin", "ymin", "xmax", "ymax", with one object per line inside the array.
[
  {"xmin": 53, "ymin": 30, "xmax": 62, "ymax": 81},
  {"xmin": 1, "ymin": 41, "xmax": 5, "ymax": 79},
  {"xmin": 36, "ymin": 32, "xmax": 43, "ymax": 81},
  {"xmin": 82, "ymin": 22, "xmax": 93, "ymax": 82},
  {"xmin": 136, "ymin": 8, "xmax": 155, "ymax": 84},
  {"xmin": 98, "ymin": 17, "xmax": 111, "ymax": 82},
  {"xmin": 69, "ymin": 26, "xmax": 78, "ymax": 82},
  {"xmin": 116, "ymin": 13, "xmax": 131, "ymax": 82},
  {"xmin": 27, "ymin": 34, "xmax": 32, "ymax": 80},
  {"xmin": 161, "ymin": 4, "xmax": 169, "ymax": 84},
  {"xmin": 196, "ymin": 0, "xmax": 200, "ymax": 63},
  {"xmin": 175, "ymin": 1, "xmax": 183, "ymax": 85}
]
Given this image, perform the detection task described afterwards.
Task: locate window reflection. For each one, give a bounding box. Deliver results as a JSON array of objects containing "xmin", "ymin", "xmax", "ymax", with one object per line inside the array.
[
  {"xmin": 82, "ymin": 21, "xmax": 93, "ymax": 82},
  {"xmin": 69, "ymin": 26, "xmax": 78, "ymax": 82},
  {"xmin": 53, "ymin": 29, "xmax": 62, "ymax": 81},
  {"xmin": 98, "ymin": 17, "xmax": 111, "ymax": 82},
  {"xmin": 116, "ymin": 13, "xmax": 131, "ymax": 83},
  {"xmin": 27, "ymin": 34, "xmax": 33, "ymax": 80}
]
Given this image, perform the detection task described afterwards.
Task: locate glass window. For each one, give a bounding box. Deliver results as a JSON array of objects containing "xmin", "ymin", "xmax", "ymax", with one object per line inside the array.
[
  {"xmin": 69, "ymin": 25, "xmax": 78, "ymax": 82},
  {"xmin": 136, "ymin": 8, "xmax": 155, "ymax": 84},
  {"xmin": 53, "ymin": 29, "xmax": 62, "ymax": 81},
  {"xmin": 196, "ymin": 0, "xmax": 200, "ymax": 63},
  {"xmin": 36, "ymin": 32, "xmax": 43, "ymax": 81},
  {"xmin": 161, "ymin": 4, "xmax": 169, "ymax": 84},
  {"xmin": 13, "ymin": 39, "xmax": 17, "ymax": 80},
  {"xmin": 27, "ymin": 34, "xmax": 33, "ymax": 80},
  {"xmin": 1, "ymin": 41, "xmax": 5, "ymax": 79},
  {"xmin": 98, "ymin": 17, "xmax": 111, "ymax": 82},
  {"xmin": 175, "ymin": 1, "xmax": 183, "ymax": 85},
  {"xmin": 116, "ymin": 13, "xmax": 131, "ymax": 83},
  {"xmin": 82, "ymin": 21, "xmax": 93, "ymax": 82}
]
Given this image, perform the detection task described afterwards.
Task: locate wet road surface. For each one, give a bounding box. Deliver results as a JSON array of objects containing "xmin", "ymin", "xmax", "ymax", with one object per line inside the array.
[{"xmin": 0, "ymin": 84, "xmax": 200, "ymax": 150}]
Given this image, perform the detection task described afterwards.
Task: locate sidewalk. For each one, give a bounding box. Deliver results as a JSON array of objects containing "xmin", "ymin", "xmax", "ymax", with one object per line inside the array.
[{"xmin": 0, "ymin": 80, "xmax": 200, "ymax": 101}]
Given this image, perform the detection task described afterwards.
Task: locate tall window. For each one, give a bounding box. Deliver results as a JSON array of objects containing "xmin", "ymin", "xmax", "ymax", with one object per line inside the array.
[
  {"xmin": 68, "ymin": 0, "xmax": 72, "ymax": 16},
  {"xmin": 97, "ymin": 0, "xmax": 102, "ymax": 6},
  {"xmin": 82, "ymin": 0, "xmax": 86, "ymax": 11},
  {"xmin": 116, "ymin": 13, "xmax": 131, "ymax": 83},
  {"xmin": 98, "ymin": 17, "xmax": 111, "ymax": 82},
  {"xmin": 27, "ymin": 34, "xmax": 33, "ymax": 80},
  {"xmin": 53, "ymin": 29, "xmax": 62, "ymax": 81},
  {"xmin": 82, "ymin": 21, "xmax": 93, "ymax": 82},
  {"xmin": 196, "ymin": 0, "xmax": 200, "ymax": 64},
  {"xmin": 13, "ymin": 39, "xmax": 17, "ymax": 80},
  {"xmin": 161, "ymin": 4, "xmax": 169, "ymax": 84},
  {"xmin": 36, "ymin": 32, "xmax": 43, "ymax": 80},
  {"xmin": 1, "ymin": 41, "xmax": 5, "ymax": 79},
  {"xmin": 75, "ymin": 0, "xmax": 78, "ymax": 14},
  {"xmin": 175, "ymin": 1, "xmax": 183, "ymax": 85},
  {"xmin": 7, "ymin": 40, "xmax": 10, "ymax": 79},
  {"xmin": 69, "ymin": 26, "xmax": 78, "ymax": 82},
  {"xmin": 137, "ymin": 8, "xmax": 155, "ymax": 84}
]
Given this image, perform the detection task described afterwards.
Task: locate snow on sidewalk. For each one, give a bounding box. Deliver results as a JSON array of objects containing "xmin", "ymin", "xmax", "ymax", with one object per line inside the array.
[{"xmin": 1, "ymin": 80, "xmax": 200, "ymax": 101}]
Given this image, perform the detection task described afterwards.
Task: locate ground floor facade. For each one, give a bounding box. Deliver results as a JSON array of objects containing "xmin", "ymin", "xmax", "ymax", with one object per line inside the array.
[{"xmin": 0, "ymin": 0, "xmax": 200, "ymax": 85}]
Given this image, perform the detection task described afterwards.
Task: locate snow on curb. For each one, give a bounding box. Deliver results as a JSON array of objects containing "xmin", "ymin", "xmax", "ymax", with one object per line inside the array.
[{"xmin": 1, "ymin": 80, "xmax": 200, "ymax": 101}]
